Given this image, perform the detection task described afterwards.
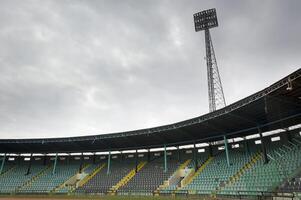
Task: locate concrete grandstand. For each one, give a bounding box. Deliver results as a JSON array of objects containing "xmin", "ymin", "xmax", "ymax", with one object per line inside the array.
[{"xmin": 0, "ymin": 69, "xmax": 301, "ymax": 199}]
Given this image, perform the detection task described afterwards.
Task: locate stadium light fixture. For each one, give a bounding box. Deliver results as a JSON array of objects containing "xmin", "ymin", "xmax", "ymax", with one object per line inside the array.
[
  {"xmin": 194, "ymin": 8, "xmax": 226, "ymax": 112},
  {"xmin": 193, "ymin": 8, "xmax": 218, "ymax": 32}
]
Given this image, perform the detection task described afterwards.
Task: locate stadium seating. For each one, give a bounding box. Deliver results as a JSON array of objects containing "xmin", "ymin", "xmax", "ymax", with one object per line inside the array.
[
  {"xmin": 19, "ymin": 160, "xmax": 80, "ymax": 193},
  {"xmin": 178, "ymin": 150, "xmax": 254, "ymax": 195},
  {"xmin": 0, "ymin": 160, "xmax": 48, "ymax": 193},
  {"xmin": 118, "ymin": 157, "xmax": 179, "ymax": 195},
  {"xmin": 1, "ymin": 134, "xmax": 301, "ymax": 198},
  {"xmin": 76, "ymin": 160, "xmax": 136, "ymax": 194},
  {"xmin": 219, "ymin": 141, "xmax": 301, "ymax": 196}
]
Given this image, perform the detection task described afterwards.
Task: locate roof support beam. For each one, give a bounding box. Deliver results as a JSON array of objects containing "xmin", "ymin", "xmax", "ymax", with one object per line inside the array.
[
  {"xmin": 244, "ymin": 137, "xmax": 250, "ymax": 157},
  {"xmin": 79, "ymin": 152, "xmax": 83, "ymax": 173},
  {"xmin": 135, "ymin": 149, "xmax": 138, "ymax": 173},
  {"xmin": 193, "ymin": 142, "xmax": 198, "ymax": 171},
  {"xmin": 0, "ymin": 154, "xmax": 6, "ymax": 174},
  {"xmin": 107, "ymin": 151, "xmax": 111, "ymax": 175},
  {"xmin": 177, "ymin": 146, "xmax": 181, "ymax": 162},
  {"xmin": 259, "ymin": 128, "xmax": 269, "ymax": 164},
  {"xmin": 52, "ymin": 153, "xmax": 58, "ymax": 175},
  {"xmin": 164, "ymin": 144, "xmax": 167, "ymax": 173},
  {"xmin": 26, "ymin": 153, "xmax": 33, "ymax": 175},
  {"xmin": 224, "ymin": 135, "xmax": 230, "ymax": 167}
]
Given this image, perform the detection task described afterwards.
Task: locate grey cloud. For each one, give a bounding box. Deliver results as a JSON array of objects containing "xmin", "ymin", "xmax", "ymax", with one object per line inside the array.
[{"xmin": 0, "ymin": 0, "xmax": 300, "ymax": 139}]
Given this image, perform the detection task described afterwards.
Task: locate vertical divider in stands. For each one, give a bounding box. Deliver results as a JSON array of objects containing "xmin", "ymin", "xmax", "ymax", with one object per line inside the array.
[
  {"xmin": 43, "ymin": 154, "xmax": 47, "ymax": 166},
  {"xmin": 208, "ymin": 143, "xmax": 213, "ymax": 157},
  {"xmin": 26, "ymin": 153, "xmax": 33, "ymax": 175},
  {"xmin": 93, "ymin": 153, "xmax": 96, "ymax": 164},
  {"xmin": 135, "ymin": 149, "xmax": 138, "ymax": 173},
  {"xmin": 147, "ymin": 149, "xmax": 150, "ymax": 162},
  {"xmin": 0, "ymin": 153, "xmax": 6, "ymax": 174},
  {"xmin": 224, "ymin": 135, "xmax": 230, "ymax": 167},
  {"xmin": 107, "ymin": 151, "xmax": 111, "ymax": 175},
  {"xmin": 244, "ymin": 137, "xmax": 250, "ymax": 156},
  {"xmin": 52, "ymin": 153, "xmax": 58, "ymax": 175},
  {"xmin": 259, "ymin": 128, "xmax": 269, "ymax": 164},
  {"xmin": 177, "ymin": 146, "xmax": 181, "ymax": 162},
  {"xmin": 79, "ymin": 152, "xmax": 83, "ymax": 173},
  {"xmin": 193, "ymin": 142, "xmax": 198, "ymax": 170},
  {"xmin": 164, "ymin": 144, "xmax": 167, "ymax": 173}
]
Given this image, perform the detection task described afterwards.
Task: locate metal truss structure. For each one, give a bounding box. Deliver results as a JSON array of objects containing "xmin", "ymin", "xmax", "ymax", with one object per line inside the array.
[{"xmin": 194, "ymin": 8, "xmax": 226, "ymax": 112}]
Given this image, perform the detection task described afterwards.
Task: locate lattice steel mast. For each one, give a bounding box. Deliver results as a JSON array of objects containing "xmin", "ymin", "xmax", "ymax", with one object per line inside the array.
[{"xmin": 194, "ymin": 8, "xmax": 226, "ymax": 112}]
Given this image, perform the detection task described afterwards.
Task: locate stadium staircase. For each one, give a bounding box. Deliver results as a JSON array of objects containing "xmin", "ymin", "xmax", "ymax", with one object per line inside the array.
[
  {"xmin": 181, "ymin": 156, "xmax": 213, "ymax": 188},
  {"xmin": 108, "ymin": 161, "xmax": 147, "ymax": 195},
  {"xmin": 217, "ymin": 141, "xmax": 301, "ymax": 196},
  {"xmin": 76, "ymin": 163, "xmax": 106, "ymax": 188},
  {"xmin": 0, "ymin": 165, "xmax": 16, "ymax": 177},
  {"xmin": 52, "ymin": 164, "xmax": 92, "ymax": 193},
  {"xmin": 156, "ymin": 159, "xmax": 191, "ymax": 194},
  {"xmin": 213, "ymin": 152, "xmax": 262, "ymax": 196},
  {"xmin": 15, "ymin": 164, "xmax": 52, "ymax": 193}
]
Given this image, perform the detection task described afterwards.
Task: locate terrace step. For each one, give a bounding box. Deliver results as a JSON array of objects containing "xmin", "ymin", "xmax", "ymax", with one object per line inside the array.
[
  {"xmin": 181, "ymin": 156, "xmax": 213, "ymax": 188},
  {"xmin": 76, "ymin": 163, "xmax": 106, "ymax": 189},
  {"xmin": 108, "ymin": 161, "xmax": 147, "ymax": 194},
  {"xmin": 15, "ymin": 165, "xmax": 52, "ymax": 192},
  {"xmin": 213, "ymin": 152, "xmax": 262, "ymax": 196},
  {"xmin": 155, "ymin": 159, "xmax": 192, "ymax": 194},
  {"xmin": 52, "ymin": 164, "xmax": 92, "ymax": 193}
]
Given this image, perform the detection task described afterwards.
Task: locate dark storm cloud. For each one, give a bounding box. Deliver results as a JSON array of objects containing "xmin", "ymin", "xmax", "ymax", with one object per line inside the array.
[{"xmin": 0, "ymin": 0, "xmax": 300, "ymax": 139}]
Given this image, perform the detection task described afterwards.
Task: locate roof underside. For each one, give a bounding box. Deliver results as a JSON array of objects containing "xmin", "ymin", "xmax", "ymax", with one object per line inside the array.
[{"xmin": 1, "ymin": 69, "xmax": 301, "ymax": 153}]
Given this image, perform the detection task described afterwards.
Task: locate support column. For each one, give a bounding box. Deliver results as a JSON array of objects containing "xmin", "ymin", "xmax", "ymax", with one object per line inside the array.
[
  {"xmin": 135, "ymin": 149, "xmax": 138, "ymax": 173},
  {"xmin": 208, "ymin": 143, "xmax": 213, "ymax": 157},
  {"xmin": 193, "ymin": 142, "xmax": 198, "ymax": 170},
  {"xmin": 79, "ymin": 152, "xmax": 83, "ymax": 173},
  {"xmin": 93, "ymin": 153, "xmax": 96, "ymax": 164},
  {"xmin": 121, "ymin": 152, "xmax": 124, "ymax": 162},
  {"xmin": 26, "ymin": 153, "xmax": 33, "ymax": 175},
  {"xmin": 0, "ymin": 154, "xmax": 6, "ymax": 174},
  {"xmin": 259, "ymin": 129, "xmax": 269, "ymax": 164},
  {"xmin": 164, "ymin": 145, "xmax": 167, "ymax": 173},
  {"xmin": 244, "ymin": 138, "xmax": 250, "ymax": 156},
  {"xmin": 147, "ymin": 149, "xmax": 150, "ymax": 162},
  {"xmin": 177, "ymin": 146, "xmax": 181, "ymax": 162},
  {"xmin": 107, "ymin": 151, "xmax": 111, "ymax": 175},
  {"xmin": 52, "ymin": 153, "xmax": 58, "ymax": 175},
  {"xmin": 224, "ymin": 135, "xmax": 230, "ymax": 167},
  {"xmin": 67, "ymin": 154, "xmax": 70, "ymax": 164},
  {"xmin": 43, "ymin": 155, "xmax": 47, "ymax": 166},
  {"xmin": 18, "ymin": 154, "xmax": 21, "ymax": 165}
]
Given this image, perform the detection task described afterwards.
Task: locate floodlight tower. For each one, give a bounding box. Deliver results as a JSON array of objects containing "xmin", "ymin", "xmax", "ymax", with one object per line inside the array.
[{"xmin": 194, "ymin": 8, "xmax": 226, "ymax": 112}]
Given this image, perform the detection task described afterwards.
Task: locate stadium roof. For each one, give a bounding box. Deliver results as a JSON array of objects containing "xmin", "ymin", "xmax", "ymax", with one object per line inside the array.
[{"xmin": 0, "ymin": 69, "xmax": 301, "ymax": 154}]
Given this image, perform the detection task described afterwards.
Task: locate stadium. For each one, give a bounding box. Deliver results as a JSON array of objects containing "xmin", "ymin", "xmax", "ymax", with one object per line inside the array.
[
  {"xmin": 1, "ymin": 2, "xmax": 301, "ymax": 200},
  {"xmin": 0, "ymin": 71, "xmax": 300, "ymax": 200}
]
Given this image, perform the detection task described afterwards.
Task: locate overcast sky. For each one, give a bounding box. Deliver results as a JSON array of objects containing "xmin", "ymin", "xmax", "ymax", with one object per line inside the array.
[{"xmin": 0, "ymin": 0, "xmax": 300, "ymax": 139}]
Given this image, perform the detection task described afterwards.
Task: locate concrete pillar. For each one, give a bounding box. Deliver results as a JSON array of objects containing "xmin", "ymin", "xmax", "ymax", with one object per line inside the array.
[
  {"xmin": 177, "ymin": 146, "xmax": 181, "ymax": 162},
  {"xmin": 52, "ymin": 153, "xmax": 58, "ymax": 175},
  {"xmin": 26, "ymin": 153, "xmax": 33, "ymax": 175},
  {"xmin": 147, "ymin": 149, "xmax": 150, "ymax": 162},
  {"xmin": 164, "ymin": 144, "xmax": 167, "ymax": 173},
  {"xmin": 244, "ymin": 138, "xmax": 250, "ymax": 156},
  {"xmin": 208, "ymin": 143, "xmax": 213, "ymax": 157},
  {"xmin": 79, "ymin": 152, "xmax": 83, "ymax": 173},
  {"xmin": 107, "ymin": 151, "xmax": 111, "ymax": 175},
  {"xmin": 193, "ymin": 142, "xmax": 198, "ymax": 170},
  {"xmin": 259, "ymin": 129, "xmax": 269, "ymax": 164},
  {"xmin": 93, "ymin": 153, "xmax": 96, "ymax": 164},
  {"xmin": 43, "ymin": 155, "xmax": 47, "ymax": 166},
  {"xmin": 224, "ymin": 135, "xmax": 230, "ymax": 167},
  {"xmin": 135, "ymin": 149, "xmax": 138, "ymax": 173},
  {"xmin": 0, "ymin": 154, "xmax": 6, "ymax": 174}
]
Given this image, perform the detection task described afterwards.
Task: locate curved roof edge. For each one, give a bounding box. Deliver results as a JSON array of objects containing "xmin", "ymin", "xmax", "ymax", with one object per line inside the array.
[{"xmin": 0, "ymin": 68, "xmax": 301, "ymax": 153}]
